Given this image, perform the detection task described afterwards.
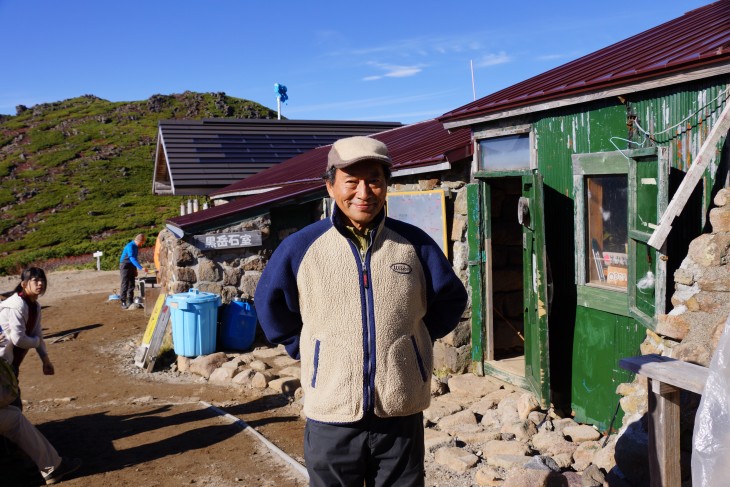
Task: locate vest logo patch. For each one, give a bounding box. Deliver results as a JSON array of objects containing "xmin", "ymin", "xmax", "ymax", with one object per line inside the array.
[{"xmin": 391, "ymin": 263, "xmax": 412, "ymax": 274}]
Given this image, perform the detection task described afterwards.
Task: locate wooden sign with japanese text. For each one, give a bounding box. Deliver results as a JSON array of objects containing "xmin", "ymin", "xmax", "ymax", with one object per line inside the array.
[{"xmin": 192, "ymin": 231, "xmax": 262, "ymax": 250}]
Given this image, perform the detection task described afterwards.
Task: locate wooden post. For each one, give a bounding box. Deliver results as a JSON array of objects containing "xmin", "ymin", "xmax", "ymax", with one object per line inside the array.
[
  {"xmin": 92, "ymin": 251, "xmax": 103, "ymax": 271},
  {"xmin": 647, "ymin": 378, "xmax": 681, "ymax": 487}
]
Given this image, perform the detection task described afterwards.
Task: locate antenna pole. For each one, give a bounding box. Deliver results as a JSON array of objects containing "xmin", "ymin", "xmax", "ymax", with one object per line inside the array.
[{"xmin": 470, "ymin": 60, "xmax": 476, "ymax": 101}]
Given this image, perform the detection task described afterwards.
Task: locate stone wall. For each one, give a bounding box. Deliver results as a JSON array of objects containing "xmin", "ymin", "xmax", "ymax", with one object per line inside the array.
[
  {"xmin": 157, "ymin": 163, "xmax": 473, "ymax": 373},
  {"xmin": 157, "ymin": 214, "xmax": 272, "ymax": 304}
]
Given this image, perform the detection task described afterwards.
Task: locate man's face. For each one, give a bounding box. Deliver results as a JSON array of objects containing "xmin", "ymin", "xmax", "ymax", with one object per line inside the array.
[{"xmin": 326, "ymin": 160, "xmax": 387, "ymax": 232}]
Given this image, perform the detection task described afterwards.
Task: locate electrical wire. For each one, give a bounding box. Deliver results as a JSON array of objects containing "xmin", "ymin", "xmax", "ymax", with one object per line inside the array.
[
  {"xmin": 608, "ymin": 86, "xmax": 729, "ymax": 157},
  {"xmin": 635, "ymin": 86, "xmax": 729, "ymax": 138}
]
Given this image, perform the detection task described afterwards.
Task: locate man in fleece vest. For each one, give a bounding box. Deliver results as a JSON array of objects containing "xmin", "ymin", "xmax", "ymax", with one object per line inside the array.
[{"xmin": 255, "ymin": 136, "xmax": 467, "ymax": 486}]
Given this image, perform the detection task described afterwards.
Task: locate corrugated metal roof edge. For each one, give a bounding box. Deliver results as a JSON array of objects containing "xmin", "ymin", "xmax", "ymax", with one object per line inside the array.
[
  {"xmin": 158, "ymin": 119, "xmax": 402, "ymax": 127},
  {"xmin": 168, "ymin": 143, "xmax": 474, "ymax": 231},
  {"xmin": 209, "ymin": 155, "xmax": 458, "ymax": 200},
  {"xmin": 442, "ymin": 59, "xmax": 730, "ymax": 127}
]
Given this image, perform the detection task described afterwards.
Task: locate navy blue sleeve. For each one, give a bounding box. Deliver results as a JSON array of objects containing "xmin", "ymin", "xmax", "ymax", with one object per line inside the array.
[
  {"xmin": 253, "ymin": 220, "xmax": 331, "ymax": 359},
  {"xmin": 386, "ymin": 218, "xmax": 468, "ymax": 340}
]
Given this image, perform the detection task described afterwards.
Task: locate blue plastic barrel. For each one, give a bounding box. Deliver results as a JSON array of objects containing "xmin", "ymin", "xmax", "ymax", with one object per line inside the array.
[
  {"xmin": 168, "ymin": 289, "xmax": 221, "ymax": 357},
  {"xmin": 220, "ymin": 298, "xmax": 257, "ymax": 351}
]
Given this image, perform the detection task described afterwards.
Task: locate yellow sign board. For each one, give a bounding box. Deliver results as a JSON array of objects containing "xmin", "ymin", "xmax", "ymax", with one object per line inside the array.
[{"xmin": 141, "ymin": 293, "xmax": 166, "ymax": 345}]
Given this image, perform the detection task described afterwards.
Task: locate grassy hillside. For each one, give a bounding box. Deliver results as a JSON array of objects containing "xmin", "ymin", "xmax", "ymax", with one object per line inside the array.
[{"xmin": 0, "ymin": 92, "xmax": 277, "ymax": 275}]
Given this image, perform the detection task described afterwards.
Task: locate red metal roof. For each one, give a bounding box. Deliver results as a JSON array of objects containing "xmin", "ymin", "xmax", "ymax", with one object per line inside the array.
[
  {"xmin": 167, "ymin": 182, "xmax": 324, "ymax": 234},
  {"xmin": 211, "ymin": 119, "xmax": 472, "ymax": 198},
  {"xmin": 440, "ymin": 1, "xmax": 730, "ymax": 124},
  {"xmin": 169, "ymin": 119, "xmax": 472, "ymax": 232}
]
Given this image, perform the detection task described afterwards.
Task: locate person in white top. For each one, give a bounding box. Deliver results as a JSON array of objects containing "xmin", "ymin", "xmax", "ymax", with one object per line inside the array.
[{"xmin": 0, "ymin": 267, "xmax": 54, "ymax": 409}]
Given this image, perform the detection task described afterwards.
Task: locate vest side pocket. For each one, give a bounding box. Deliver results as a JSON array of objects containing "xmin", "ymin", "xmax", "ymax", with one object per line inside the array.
[
  {"xmin": 311, "ymin": 339, "xmax": 321, "ymax": 388},
  {"xmin": 410, "ymin": 335, "xmax": 428, "ymax": 382}
]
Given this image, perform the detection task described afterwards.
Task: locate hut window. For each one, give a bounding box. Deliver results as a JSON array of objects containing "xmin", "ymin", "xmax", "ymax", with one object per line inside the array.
[
  {"xmin": 478, "ymin": 134, "xmax": 530, "ymax": 172},
  {"xmin": 585, "ymin": 175, "xmax": 628, "ymax": 289}
]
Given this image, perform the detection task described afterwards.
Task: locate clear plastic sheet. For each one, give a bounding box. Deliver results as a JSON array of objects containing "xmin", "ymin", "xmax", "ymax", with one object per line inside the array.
[{"xmin": 692, "ymin": 313, "xmax": 730, "ymax": 486}]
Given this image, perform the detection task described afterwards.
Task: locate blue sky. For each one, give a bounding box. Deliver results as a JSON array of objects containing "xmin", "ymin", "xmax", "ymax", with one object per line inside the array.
[{"xmin": 0, "ymin": 0, "xmax": 713, "ymax": 124}]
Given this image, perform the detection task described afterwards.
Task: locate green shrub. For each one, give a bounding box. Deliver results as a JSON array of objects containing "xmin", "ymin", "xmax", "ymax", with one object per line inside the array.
[
  {"xmin": 37, "ymin": 149, "xmax": 78, "ymax": 168},
  {"xmin": 27, "ymin": 129, "xmax": 65, "ymax": 151},
  {"xmin": 18, "ymin": 169, "xmax": 45, "ymax": 179}
]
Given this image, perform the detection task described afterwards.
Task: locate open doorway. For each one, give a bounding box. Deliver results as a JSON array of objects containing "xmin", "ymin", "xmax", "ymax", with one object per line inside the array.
[{"xmin": 487, "ymin": 177, "xmax": 525, "ymax": 376}]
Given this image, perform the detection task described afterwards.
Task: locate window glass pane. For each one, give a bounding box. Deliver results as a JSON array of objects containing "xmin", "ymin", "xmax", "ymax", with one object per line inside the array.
[
  {"xmin": 634, "ymin": 241, "xmax": 656, "ymax": 317},
  {"xmin": 585, "ymin": 175, "xmax": 628, "ymax": 290},
  {"xmin": 634, "ymin": 159, "xmax": 659, "ymax": 233},
  {"xmin": 478, "ymin": 134, "xmax": 530, "ymax": 171}
]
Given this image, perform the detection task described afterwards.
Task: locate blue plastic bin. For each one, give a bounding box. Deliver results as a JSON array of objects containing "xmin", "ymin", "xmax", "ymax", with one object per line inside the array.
[
  {"xmin": 168, "ymin": 288, "xmax": 221, "ymax": 357},
  {"xmin": 220, "ymin": 298, "xmax": 258, "ymax": 351}
]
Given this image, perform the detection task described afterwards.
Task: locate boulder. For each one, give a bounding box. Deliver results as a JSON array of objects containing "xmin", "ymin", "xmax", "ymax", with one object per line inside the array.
[
  {"xmin": 437, "ymin": 409, "xmax": 478, "ymax": 432},
  {"xmin": 251, "ymin": 371, "xmax": 273, "ymax": 389},
  {"xmin": 434, "ymin": 446, "xmax": 480, "ymax": 473},
  {"xmin": 481, "ymin": 440, "xmax": 530, "ymax": 457},
  {"xmin": 189, "ymin": 352, "xmax": 228, "ymax": 379},
  {"xmin": 232, "ymin": 369, "xmax": 256, "ymax": 386},
  {"xmin": 209, "ymin": 367, "xmax": 236, "ymax": 385},
  {"xmin": 424, "ymin": 395, "xmax": 463, "ymax": 423},
  {"xmin": 562, "ymin": 425, "xmax": 601, "ymax": 443},
  {"xmin": 487, "ymin": 454, "xmax": 532, "ymax": 470},
  {"xmin": 500, "ymin": 420, "xmax": 538, "ymax": 442},
  {"xmin": 571, "ymin": 440, "xmax": 601, "ymax": 471},
  {"xmin": 474, "ymin": 466, "xmax": 504, "ymax": 487},
  {"xmin": 424, "ymin": 428, "xmax": 453, "ymax": 451},
  {"xmin": 517, "ymin": 393, "xmax": 540, "ymax": 420}
]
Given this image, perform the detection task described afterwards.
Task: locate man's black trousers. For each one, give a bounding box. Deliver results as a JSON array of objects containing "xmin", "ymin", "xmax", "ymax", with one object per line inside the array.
[
  {"xmin": 119, "ymin": 263, "xmax": 138, "ymax": 304},
  {"xmin": 304, "ymin": 412, "xmax": 425, "ymax": 487}
]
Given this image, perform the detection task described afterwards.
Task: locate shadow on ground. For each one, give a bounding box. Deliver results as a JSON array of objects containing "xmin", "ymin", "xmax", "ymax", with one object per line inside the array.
[{"xmin": 1, "ymin": 395, "xmax": 298, "ymax": 485}]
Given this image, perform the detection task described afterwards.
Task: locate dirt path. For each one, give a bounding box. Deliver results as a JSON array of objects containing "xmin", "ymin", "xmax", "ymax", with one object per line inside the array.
[{"xmin": 1, "ymin": 271, "xmax": 307, "ymax": 486}]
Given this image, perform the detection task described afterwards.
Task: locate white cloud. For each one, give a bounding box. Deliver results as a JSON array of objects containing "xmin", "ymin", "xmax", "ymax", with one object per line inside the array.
[
  {"xmin": 537, "ymin": 53, "xmax": 569, "ymax": 61},
  {"xmin": 328, "ymin": 34, "xmax": 485, "ymax": 60},
  {"xmin": 475, "ymin": 52, "xmax": 511, "ymax": 67},
  {"xmin": 363, "ymin": 62, "xmax": 424, "ymax": 81}
]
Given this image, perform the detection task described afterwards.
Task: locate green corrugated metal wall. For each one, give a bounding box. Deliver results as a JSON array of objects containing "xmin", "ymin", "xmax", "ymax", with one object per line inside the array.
[{"xmin": 528, "ymin": 77, "xmax": 728, "ymax": 429}]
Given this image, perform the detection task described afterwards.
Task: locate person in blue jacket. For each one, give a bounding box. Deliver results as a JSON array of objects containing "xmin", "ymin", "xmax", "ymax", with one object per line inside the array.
[
  {"xmin": 119, "ymin": 234, "xmax": 147, "ymax": 309},
  {"xmin": 255, "ymin": 136, "xmax": 467, "ymax": 486}
]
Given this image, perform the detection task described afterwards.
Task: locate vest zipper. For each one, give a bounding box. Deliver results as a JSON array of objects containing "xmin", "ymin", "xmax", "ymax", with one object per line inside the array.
[{"xmin": 361, "ymin": 237, "xmax": 374, "ymax": 413}]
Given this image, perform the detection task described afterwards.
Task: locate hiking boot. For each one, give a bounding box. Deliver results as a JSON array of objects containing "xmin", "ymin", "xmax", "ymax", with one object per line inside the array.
[
  {"xmin": 120, "ymin": 300, "xmax": 128, "ymax": 309},
  {"xmin": 44, "ymin": 457, "xmax": 82, "ymax": 484}
]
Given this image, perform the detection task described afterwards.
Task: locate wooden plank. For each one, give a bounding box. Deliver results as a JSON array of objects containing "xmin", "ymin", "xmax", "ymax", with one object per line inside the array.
[
  {"xmin": 145, "ymin": 304, "xmax": 171, "ymax": 373},
  {"xmin": 648, "ymin": 101, "xmax": 730, "ymax": 250},
  {"xmin": 134, "ymin": 294, "xmax": 172, "ymax": 372},
  {"xmin": 648, "ymin": 379, "xmax": 681, "ymax": 487},
  {"xmin": 619, "ymin": 354, "xmax": 709, "ymax": 394}
]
